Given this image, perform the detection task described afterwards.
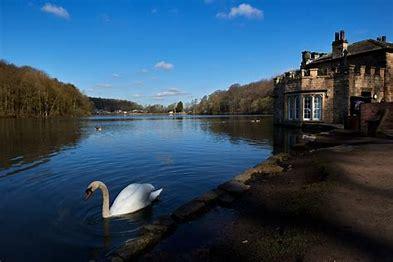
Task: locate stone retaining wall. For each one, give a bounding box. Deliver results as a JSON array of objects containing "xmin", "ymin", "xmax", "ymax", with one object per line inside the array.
[
  {"xmin": 360, "ymin": 102, "xmax": 393, "ymax": 135},
  {"xmin": 110, "ymin": 153, "xmax": 288, "ymax": 261}
]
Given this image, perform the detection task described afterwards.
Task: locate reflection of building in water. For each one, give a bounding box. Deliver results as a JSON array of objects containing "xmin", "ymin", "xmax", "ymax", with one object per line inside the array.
[
  {"xmin": 272, "ymin": 126, "xmax": 300, "ymax": 154},
  {"xmin": 0, "ymin": 119, "xmax": 84, "ymax": 171}
]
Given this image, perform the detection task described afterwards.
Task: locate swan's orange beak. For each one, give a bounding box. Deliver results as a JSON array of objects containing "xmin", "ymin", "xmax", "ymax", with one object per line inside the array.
[{"xmin": 84, "ymin": 188, "xmax": 93, "ymax": 200}]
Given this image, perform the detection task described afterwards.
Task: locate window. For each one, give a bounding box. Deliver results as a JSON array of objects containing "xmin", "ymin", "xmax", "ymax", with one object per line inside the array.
[
  {"xmin": 286, "ymin": 95, "xmax": 300, "ymax": 120},
  {"xmin": 294, "ymin": 95, "xmax": 300, "ymax": 120},
  {"xmin": 313, "ymin": 95, "xmax": 322, "ymax": 120},
  {"xmin": 303, "ymin": 94, "xmax": 323, "ymax": 121},
  {"xmin": 303, "ymin": 95, "xmax": 312, "ymax": 120},
  {"xmin": 287, "ymin": 96, "xmax": 293, "ymax": 120}
]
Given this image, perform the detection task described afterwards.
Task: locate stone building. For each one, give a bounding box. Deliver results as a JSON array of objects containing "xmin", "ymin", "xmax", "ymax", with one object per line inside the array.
[{"xmin": 273, "ymin": 31, "xmax": 393, "ymax": 126}]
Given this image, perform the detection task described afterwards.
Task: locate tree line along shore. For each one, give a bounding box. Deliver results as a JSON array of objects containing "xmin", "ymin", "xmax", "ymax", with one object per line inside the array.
[{"xmin": 0, "ymin": 60, "xmax": 274, "ymax": 118}]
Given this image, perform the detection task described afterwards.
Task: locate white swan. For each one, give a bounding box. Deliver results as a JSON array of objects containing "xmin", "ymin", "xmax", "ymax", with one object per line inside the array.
[{"xmin": 84, "ymin": 181, "xmax": 163, "ymax": 218}]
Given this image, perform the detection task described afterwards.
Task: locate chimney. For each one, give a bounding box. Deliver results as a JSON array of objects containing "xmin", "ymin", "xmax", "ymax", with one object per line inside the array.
[
  {"xmin": 340, "ymin": 30, "xmax": 346, "ymax": 41},
  {"xmin": 332, "ymin": 30, "xmax": 348, "ymax": 59},
  {"xmin": 301, "ymin": 51, "xmax": 312, "ymax": 68}
]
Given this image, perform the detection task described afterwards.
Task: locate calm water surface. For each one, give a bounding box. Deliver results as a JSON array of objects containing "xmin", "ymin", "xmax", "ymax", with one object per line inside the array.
[{"xmin": 0, "ymin": 115, "xmax": 294, "ymax": 261}]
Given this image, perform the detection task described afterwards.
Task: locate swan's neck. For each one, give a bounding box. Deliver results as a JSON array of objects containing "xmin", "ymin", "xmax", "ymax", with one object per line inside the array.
[{"xmin": 97, "ymin": 182, "xmax": 111, "ymax": 218}]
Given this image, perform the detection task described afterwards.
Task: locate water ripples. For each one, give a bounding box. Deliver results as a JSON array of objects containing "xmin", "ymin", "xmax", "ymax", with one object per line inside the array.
[{"xmin": 0, "ymin": 115, "xmax": 277, "ymax": 261}]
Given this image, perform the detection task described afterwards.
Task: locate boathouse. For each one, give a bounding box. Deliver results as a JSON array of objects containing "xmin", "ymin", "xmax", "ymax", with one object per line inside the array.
[{"xmin": 273, "ymin": 31, "xmax": 393, "ymax": 126}]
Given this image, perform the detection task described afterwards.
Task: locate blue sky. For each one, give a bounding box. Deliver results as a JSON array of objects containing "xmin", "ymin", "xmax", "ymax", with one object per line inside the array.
[{"xmin": 1, "ymin": 0, "xmax": 393, "ymax": 105}]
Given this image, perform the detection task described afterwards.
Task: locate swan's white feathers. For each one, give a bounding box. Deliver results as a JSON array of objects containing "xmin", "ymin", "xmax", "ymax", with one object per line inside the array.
[
  {"xmin": 150, "ymin": 188, "xmax": 163, "ymax": 201},
  {"xmin": 109, "ymin": 183, "xmax": 158, "ymax": 216}
]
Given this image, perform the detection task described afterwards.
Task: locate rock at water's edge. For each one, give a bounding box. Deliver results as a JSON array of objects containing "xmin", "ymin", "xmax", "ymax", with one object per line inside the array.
[{"xmin": 171, "ymin": 200, "xmax": 207, "ymax": 222}]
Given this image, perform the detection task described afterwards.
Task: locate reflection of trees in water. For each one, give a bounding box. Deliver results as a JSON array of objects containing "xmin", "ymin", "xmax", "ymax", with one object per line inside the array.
[
  {"xmin": 199, "ymin": 116, "xmax": 301, "ymax": 153},
  {"xmin": 200, "ymin": 116, "xmax": 274, "ymax": 147},
  {"xmin": 0, "ymin": 118, "xmax": 84, "ymax": 170}
]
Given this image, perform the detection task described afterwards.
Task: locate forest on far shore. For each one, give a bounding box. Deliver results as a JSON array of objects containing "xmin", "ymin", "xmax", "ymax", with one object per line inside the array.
[
  {"xmin": 0, "ymin": 60, "xmax": 92, "ymax": 118},
  {"xmin": 188, "ymin": 79, "xmax": 274, "ymax": 115},
  {"xmin": 0, "ymin": 60, "xmax": 274, "ymax": 117},
  {"xmin": 90, "ymin": 79, "xmax": 274, "ymax": 115}
]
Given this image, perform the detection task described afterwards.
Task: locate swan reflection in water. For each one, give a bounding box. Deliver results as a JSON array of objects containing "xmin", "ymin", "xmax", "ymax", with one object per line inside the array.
[{"xmin": 90, "ymin": 198, "xmax": 157, "ymax": 260}]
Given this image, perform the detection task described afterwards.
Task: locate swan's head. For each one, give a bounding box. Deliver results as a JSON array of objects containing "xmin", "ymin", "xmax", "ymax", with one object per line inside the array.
[{"xmin": 84, "ymin": 181, "xmax": 100, "ymax": 200}]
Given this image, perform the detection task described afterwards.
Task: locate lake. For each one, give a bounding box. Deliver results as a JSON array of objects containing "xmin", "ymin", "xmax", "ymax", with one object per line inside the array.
[{"xmin": 0, "ymin": 115, "xmax": 296, "ymax": 261}]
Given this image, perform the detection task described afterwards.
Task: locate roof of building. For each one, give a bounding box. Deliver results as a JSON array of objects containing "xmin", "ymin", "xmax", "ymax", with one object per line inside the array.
[{"xmin": 309, "ymin": 39, "xmax": 393, "ymax": 64}]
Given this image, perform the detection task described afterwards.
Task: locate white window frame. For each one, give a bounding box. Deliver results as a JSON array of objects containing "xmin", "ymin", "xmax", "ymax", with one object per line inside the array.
[
  {"xmin": 313, "ymin": 95, "xmax": 322, "ymax": 121},
  {"xmin": 303, "ymin": 94, "xmax": 323, "ymax": 121},
  {"xmin": 303, "ymin": 95, "xmax": 312, "ymax": 121}
]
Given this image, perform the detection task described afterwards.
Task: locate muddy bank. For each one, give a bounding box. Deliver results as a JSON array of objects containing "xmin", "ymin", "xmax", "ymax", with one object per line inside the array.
[{"xmin": 138, "ymin": 137, "xmax": 393, "ymax": 261}]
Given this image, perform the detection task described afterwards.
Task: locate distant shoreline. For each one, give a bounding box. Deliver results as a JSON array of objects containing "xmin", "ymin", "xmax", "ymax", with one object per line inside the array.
[{"xmin": 0, "ymin": 113, "xmax": 274, "ymax": 119}]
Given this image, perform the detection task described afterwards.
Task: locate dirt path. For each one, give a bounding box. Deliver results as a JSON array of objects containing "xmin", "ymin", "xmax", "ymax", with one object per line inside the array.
[{"xmin": 142, "ymin": 142, "xmax": 393, "ymax": 261}]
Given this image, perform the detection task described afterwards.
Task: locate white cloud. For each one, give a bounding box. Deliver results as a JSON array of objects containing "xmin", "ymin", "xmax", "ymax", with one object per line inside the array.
[
  {"xmin": 139, "ymin": 68, "xmax": 149, "ymax": 73},
  {"xmin": 216, "ymin": 3, "xmax": 263, "ymax": 20},
  {"xmin": 153, "ymin": 88, "xmax": 188, "ymax": 99},
  {"xmin": 154, "ymin": 61, "xmax": 174, "ymax": 71},
  {"xmin": 41, "ymin": 3, "xmax": 70, "ymax": 19},
  {"xmin": 95, "ymin": 83, "xmax": 112, "ymax": 88},
  {"xmin": 112, "ymin": 73, "xmax": 120, "ymax": 78}
]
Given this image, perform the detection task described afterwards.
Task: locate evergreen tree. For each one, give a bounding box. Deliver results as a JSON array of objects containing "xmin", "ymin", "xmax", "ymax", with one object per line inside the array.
[{"xmin": 176, "ymin": 101, "xmax": 184, "ymax": 113}]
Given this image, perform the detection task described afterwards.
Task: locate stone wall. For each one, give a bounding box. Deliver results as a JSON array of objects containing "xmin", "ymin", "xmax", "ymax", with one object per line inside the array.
[
  {"xmin": 273, "ymin": 69, "xmax": 335, "ymax": 125},
  {"xmin": 274, "ymin": 65, "xmax": 388, "ymax": 125},
  {"xmin": 385, "ymin": 52, "xmax": 393, "ymax": 101},
  {"xmin": 360, "ymin": 102, "xmax": 393, "ymax": 135},
  {"xmin": 349, "ymin": 66, "xmax": 385, "ymax": 98},
  {"xmin": 333, "ymin": 72, "xmax": 349, "ymax": 123}
]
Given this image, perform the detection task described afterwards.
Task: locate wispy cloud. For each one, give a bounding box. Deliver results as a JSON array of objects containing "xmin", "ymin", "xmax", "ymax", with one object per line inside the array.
[
  {"xmin": 153, "ymin": 88, "xmax": 188, "ymax": 99},
  {"xmin": 94, "ymin": 83, "xmax": 112, "ymax": 88},
  {"xmin": 217, "ymin": 3, "xmax": 263, "ymax": 20},
  {"xmin": 41, "ymin": 3, "xmax": 70, "ymax": 19},
  {"xmin": 112, "ymin": 73, "xmax": 120, "ymax": 78},
  {"xmin": 154, "ymin": 61, "xmax": 174, "ymax": 71},
  {"xmin": 139, "ymin": 68, "xmax": 149, "ymax": 74}
]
